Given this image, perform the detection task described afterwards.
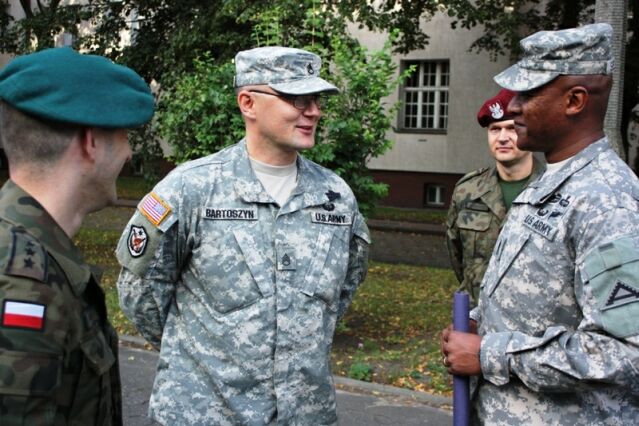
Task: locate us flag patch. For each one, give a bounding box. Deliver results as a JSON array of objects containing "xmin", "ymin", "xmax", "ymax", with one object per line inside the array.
[
  {"xmin": 2, "ymin": 300, "xmax": 46, "ymax": 331},
  {"xmin": 139, "ymin": 192, "xmax": 172, "ymax": 226}
]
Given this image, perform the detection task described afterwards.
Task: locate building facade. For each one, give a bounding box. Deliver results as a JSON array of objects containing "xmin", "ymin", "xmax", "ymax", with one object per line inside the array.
[{"xmin": 351, "ymin": 14, "xmax": 512, "ymax": 209}]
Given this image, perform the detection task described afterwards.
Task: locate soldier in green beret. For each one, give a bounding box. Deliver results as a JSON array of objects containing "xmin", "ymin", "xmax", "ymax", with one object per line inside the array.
[
  {"xmin": 0, "ymin": 47, "xmax": 154, "ymax": 425},
  {"xmin": 446, "ymin": 89, "xmax": 542, "ymax": 306}
]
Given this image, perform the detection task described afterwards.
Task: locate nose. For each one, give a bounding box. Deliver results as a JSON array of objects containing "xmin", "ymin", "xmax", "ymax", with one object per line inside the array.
[
  {"xmin": 498, "ymin": 128, "xmax": 511, "ymax": 142},
  {"xmin": 507, "ymin": 94, "xmax": 522, "ymax": 115},
  {"xmin": 302, "ymin": 100, "xmax": 321, "ymax": 118}
]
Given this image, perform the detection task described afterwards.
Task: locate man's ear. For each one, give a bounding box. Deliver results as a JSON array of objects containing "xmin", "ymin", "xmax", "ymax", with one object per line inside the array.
[
  {"xmin": 565, "ymin": 86, "xmax": 588, "ymax": 116},
  {"xmin": 237, "ymin": 90, "xmax": 257, "ymax": 120},
  {"xmin": 78, "ymin": 127, "xmax": 98, "ymax": 162}
]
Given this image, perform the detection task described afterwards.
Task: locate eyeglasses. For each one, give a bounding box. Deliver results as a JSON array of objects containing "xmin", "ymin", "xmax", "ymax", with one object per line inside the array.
[{"xmin": 248, "ymin": 90, "xmax": 324, "ymax": 110}]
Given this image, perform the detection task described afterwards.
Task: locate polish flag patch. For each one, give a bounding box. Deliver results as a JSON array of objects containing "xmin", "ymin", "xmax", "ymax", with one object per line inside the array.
[{"xmin": 2, "ymin": 300, "xmax": 46, "ymax": 331}]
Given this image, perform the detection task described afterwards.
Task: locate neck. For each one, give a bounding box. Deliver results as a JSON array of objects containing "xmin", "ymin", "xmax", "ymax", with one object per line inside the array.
[
  {"xmin": 245, "ymin": 135, "xmax": 298, "ymax": 166},
  {"xmin": 495, "ymin": 155, "xmax": 534, "ymax": 182},
  {"xmin": 10, "ymin": 166, "xmax": 89, "ymax": 238},
  {"xmin": 545, "ymin": 131, "xmax": 604, "ymax": 163}
]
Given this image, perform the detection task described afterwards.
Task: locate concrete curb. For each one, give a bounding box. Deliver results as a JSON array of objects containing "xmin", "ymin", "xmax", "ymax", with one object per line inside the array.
[{"xmin": 118, "ymin": 335, "xmax": 452, "ymax": 410}]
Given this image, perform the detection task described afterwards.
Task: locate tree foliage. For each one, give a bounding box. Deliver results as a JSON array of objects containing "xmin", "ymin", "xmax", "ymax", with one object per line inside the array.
[{"xmin": 159, "ymin": 20, "xmax": 410, "ymax": 216}]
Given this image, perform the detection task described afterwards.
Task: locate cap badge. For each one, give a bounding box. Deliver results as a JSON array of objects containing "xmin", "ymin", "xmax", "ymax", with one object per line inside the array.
[
  {"xmin": 489, "ymin": 102, "xmax": 504, "ymax": 119},
  {"xmin": 307, "ymin": 63, "xmax": 315, "ymax": 75}
]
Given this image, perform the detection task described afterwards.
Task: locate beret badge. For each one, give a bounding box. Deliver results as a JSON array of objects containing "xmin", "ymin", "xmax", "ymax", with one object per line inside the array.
[{"xmin": 489, "ymin": 102, "xmax": 504, "ymax": 120}]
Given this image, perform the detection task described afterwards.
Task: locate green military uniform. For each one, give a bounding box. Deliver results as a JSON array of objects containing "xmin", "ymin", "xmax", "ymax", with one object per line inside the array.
[
  {"xmin": 446, "ymin": 160, "xmax": 541, "ymax": 304},
  {"xmin": 0, "ymin": 181, "xmax": 122, "ymax": 425}
]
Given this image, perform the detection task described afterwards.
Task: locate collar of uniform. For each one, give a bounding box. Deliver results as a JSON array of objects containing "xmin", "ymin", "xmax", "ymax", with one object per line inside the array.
[
  {"xmin": 278, "ymin": 154, "xmax": 333, "ymax": 215},
  {"xmin": 0, "ymin": 180, "xmax": 91, "ymax": 294},
  {"xmin": 233, "ymin": 139, "xmax": 278, "ymax": 204},
  {"xmin": 472, "ymin": 166, "xmax": 508, "ymax": 219},
  {"xmin": 517, "ymin": 138, "xmax": 609, "ymax": 205}
]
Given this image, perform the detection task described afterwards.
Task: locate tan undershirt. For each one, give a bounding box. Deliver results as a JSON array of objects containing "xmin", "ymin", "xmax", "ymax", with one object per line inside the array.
[{"xmin": 249, "ymin": 156, "xmax": 298, "ymax": 207}]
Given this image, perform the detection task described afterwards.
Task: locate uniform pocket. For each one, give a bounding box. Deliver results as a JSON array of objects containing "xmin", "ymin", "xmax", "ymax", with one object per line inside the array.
[
  {"xmin": 457, "ymin": 210, "xmax": 492, "ymax": 232},
  {"xmin": 190, "ymin": 224, "xmax": 269, "ymax": 315},
  {"xmin": 302, "ymin": 227, "xmax": 350, "ymax": 311},
  {"xmin": 0, "ymin": 350, "xmax": 62, "ymax": 396},
  {"xmin": 79, "ymin": 316, "xmax": 116, "ymax": 376}
]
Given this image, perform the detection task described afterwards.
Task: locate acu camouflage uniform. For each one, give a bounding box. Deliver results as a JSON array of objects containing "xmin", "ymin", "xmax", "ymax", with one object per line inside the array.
[
  {"xmin": 0, "ymin": 181, "xmax": 121, "ymax": 425},
  {"xmin": 446, "ymin": 161, "xmax": 541, "ymax": 304},
  {"xmin": 116, "ymin": 140, "xmax": 370, "ymax": 426},
  {"xmin": 471, "ymin": 139, "xmax": 639, "ymax": 424}
]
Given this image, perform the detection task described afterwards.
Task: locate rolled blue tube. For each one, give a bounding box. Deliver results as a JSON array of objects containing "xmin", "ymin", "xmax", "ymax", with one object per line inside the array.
[{"xmin": 453, "ymin": 291, "xmax": 470, "ymax": 426}]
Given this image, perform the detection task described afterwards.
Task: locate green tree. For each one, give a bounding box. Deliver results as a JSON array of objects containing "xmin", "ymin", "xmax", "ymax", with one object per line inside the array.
[{"xmin": 159, "ymin": 29, "xmax": 411, "ymax": 216}]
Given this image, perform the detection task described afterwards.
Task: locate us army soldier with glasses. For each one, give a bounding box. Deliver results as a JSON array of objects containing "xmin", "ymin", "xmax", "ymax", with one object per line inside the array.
[
  {"xmin": 446, "ymin": 88, "xmax": 541, "ymax": 306},
  {"xmin": 441, "ymin": 23, "xmax": 639, "ymax": 424},
  {"xmin": 0, "ymin": 47, "xmax": 154, "ymax": 425},
  {"xmin": 116, "ymin": 46, "xmax": 371, "ymax": 425}
]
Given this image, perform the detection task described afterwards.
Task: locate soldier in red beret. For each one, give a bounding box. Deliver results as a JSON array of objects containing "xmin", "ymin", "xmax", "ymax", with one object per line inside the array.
[{"xmin": 445, "ymin": 88, "xmax": 541, "ymax": 306}]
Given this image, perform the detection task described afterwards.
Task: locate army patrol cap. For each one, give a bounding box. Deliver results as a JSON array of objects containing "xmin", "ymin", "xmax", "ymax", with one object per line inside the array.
[
  {"xmin": 234, "ymin": 46, "xmax": 338, "ymax": 95},
  {"xmin": 0, "ymin": 47, "xmax": 154, "ymax": 128},
  {"xmin": 494, "ymin": 23, "xmax": 614, "ymax": 92},
  {"xmin": 477, "ymin": 89, "xmax": 516, "ymax": 127}
]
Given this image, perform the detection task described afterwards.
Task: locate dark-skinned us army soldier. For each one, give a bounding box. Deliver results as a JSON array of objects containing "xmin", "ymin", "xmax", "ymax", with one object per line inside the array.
[
  {"xmin": 441, "ymin": 24, "xmax": 639, "ymax": 424},
  {"xmin": 0, "ymin": 47, "xmax": 154, "ymax": 425},
  {"xmin": 116, "ymin": 46, "xmax": 370, "ymax": 425},
  {"xmin": 446, "ymin": 88, "xmax": 541, "ymax": 306}
]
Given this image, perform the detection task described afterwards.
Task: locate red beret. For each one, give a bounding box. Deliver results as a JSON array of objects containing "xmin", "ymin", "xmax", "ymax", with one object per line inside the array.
[{"xmin": 477, "ymin": 89, "xmax": 516, "ymax": 127}]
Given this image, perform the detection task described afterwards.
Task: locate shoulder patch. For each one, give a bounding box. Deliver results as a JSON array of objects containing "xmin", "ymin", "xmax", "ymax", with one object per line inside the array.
[
  {"xmin": 4, "ymin": 229, "xmax": 48, "ymax": 283},
  {"xmin": 456, "ymin": 168, "xmax": 488, "ymax": 186},
  {"xmin": 139, "ymin": 192, "xmax": 172, "ymax": 227}
]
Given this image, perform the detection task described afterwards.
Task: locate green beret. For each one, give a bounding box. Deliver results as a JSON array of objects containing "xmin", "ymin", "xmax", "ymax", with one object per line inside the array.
[{"xmin": 0, "ymin": 47, "xmax": 154, "ymax": 128}]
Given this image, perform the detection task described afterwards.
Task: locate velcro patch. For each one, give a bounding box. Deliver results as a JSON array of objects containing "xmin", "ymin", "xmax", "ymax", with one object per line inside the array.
[
  {"xmin": 127, "ymin": 225, "xmax": 148, "ymax": 258},
  {"xmin": 2, "ymin": 300, "xmax": 46, "ymax": 331},
  {"xmin": 523, "ymin": 214, "xmax": 557, "ymax": 240},
  {"xmin": 202, "ymin": 207, "xmax": 258, "ymax": 220},
  {"xmin": 139, "ymin": 192, "xmax": 172, "ymax": 227},
  {"xmin": 311, "ymin": 212, "xmax": 352, "ymax": 226},
  {"xmin": 603, "ymin": 280, "xmax": 639, "ymax": 310},
  {"xmin": 5, "ymin": 229, "xmax": 48, "ymax": 282}
]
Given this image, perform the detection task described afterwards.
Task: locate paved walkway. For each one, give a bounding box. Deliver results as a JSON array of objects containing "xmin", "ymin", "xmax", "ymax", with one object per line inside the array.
[{"xmin": 119, "ymin": 338, "xmax": 452, "ymax": 426}]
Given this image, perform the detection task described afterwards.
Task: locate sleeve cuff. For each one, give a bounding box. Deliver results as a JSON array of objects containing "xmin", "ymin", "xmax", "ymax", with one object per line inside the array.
[
  {"xmin": 469, "ymin": 307, "xmax": 480, "ymax": 322},
  {"xmin": 480, "ymin": 331, "xmax": 513, "ymax": 386}
]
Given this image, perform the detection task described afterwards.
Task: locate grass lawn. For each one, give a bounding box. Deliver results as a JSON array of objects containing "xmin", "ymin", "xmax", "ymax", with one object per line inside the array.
[{"xmin": 77, "ymin": 204, "xmax": 457, "ymax": 396}]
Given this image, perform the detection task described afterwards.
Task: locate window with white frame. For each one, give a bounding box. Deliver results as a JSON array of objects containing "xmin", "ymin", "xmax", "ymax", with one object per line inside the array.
[
  {"xmin": 400, "ymin": 60, "xmax": 449, "ymax": 132},
  {"xmin": 424, "ymin": 184, "xmax": 445, "ymax": 207}
]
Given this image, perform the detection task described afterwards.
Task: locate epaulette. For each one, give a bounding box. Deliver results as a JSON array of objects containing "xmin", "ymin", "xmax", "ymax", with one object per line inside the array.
[
  {"xmin": 3, "ymin": 228, "xmax": 48, "ymax": 283},
  {"xmin": 455, "ymin": 167, "xmax": 489, "ymax": 187}
]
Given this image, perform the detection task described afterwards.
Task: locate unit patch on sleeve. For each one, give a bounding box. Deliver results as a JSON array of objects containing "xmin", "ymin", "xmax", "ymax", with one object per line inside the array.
[
  {"xmin": 203, "ymin": 207, "xmax": 258, "ymax": 220},
  {"xmin": 602, "ymin": 280, "xmax": 639, "ymax": 310},
  {"xmin": 2, "ymin": 300, "xmax": 46, "ymax": 331},
  {"xmin": 139, "ymin": 192, "xmax": 172, "ymax": 226},
  {"xmin": 127, "ymin": 225, "xmax": 148, "ymax": 258}
]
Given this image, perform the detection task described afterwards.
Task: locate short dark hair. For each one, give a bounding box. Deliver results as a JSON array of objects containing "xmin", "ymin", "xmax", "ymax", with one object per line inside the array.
[{"xmin": 0, "ymin": 101, "xmax": 80, "ymax": 167}]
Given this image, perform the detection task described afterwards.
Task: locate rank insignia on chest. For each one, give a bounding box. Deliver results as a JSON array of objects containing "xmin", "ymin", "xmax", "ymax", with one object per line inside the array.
[
  {"xmin": 139, "ymin": 192, "xmax": 172, "ymax": 226},
  {"xmin": 2, "ymin": 300, "xmax": 46, "ymax": 331},
  {"xmin": 203, "ymin": 207, "xmax": 258, "ymax": 220},
  {"xmin": 127, "ymin": 225, "xmax": 148, "ymax": 257}
]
